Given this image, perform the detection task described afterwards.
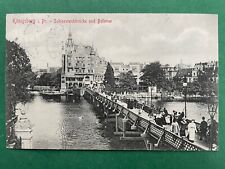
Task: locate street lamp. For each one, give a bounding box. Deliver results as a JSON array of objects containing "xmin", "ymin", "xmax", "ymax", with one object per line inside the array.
[
  {"xmin": 148, "ymin": 86, "xmax": 153, "ymax": 106},
  {"xmin": 183, "ymin": 76, "xmax": 187, "ymax": 118},
  {"xmin": 150, "ymin": 87, "xmax": 153, "ymax": 106},
  {"xmin": 207, "ymin": 91, "xmax": 218, "ymax": 150}
]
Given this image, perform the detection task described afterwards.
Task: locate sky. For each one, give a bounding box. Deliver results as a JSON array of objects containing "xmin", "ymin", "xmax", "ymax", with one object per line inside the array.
[{"xmin": 6, "ymin": 13, "xmax": 218, "ymax": 69}]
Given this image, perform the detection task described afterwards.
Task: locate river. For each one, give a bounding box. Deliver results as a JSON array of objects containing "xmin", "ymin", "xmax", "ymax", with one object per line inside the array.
[{"xmin": 23, "ymin": 94, "xmax": 218, "ymax": 149}]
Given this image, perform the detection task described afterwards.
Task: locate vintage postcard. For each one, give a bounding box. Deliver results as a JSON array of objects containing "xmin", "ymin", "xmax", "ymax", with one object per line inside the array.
[{"xmin": 6, "ymin": 13, "xmax": 218, "ymax": 150}]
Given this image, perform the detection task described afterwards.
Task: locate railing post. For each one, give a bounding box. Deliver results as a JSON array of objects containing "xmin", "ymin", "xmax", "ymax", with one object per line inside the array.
[
  {"xmin": 115, "ymin": 108, "xmax": 122, "ymax": 132},
  {"xmin": 122, "ymin": 117, "xmax": 128, "ymax": 138},
  {"xmin": 131, "ymin": 118, "xmax": 138, "ymax": 130},
  {"xmin": 141, "ymin": 126, "xmax": 154, "ymax": 150},
  {"xmin": 115, "ymin": 113, "xmax": 119, "ymax": 133},
  {"xmin": 147, "ymin": 140, "xmax": 154, "ymax": 150}
]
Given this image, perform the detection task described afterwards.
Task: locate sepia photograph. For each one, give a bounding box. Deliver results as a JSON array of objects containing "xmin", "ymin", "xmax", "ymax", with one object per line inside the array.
[{"xmin": 6, "ymin": 13, "xmax": 218, "ymax": 151}]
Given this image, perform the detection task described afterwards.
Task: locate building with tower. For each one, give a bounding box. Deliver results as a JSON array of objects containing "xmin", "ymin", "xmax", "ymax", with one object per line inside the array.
[{"xmin": 60, "ymin": 32, "xmax": 107, "ymax": 92}]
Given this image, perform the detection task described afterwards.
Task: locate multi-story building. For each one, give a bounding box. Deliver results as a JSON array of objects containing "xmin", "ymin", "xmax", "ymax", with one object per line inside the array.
[
  {"xmin": 94, "ymin": 56, "xmax": 108, "ymax": 83},
  {"xmin": 161, "ymin": 65, "xmax": 178, "ymax": 80},
  {"xmin": 194, "ymin": 61, "xmax": 218, "ymax": 71},
  {"xmin": 60, "ymin": 32, "xmax": 107, "ymax": 92},
  {"xmin": 110, "ymin": 62, "xmax": 127, "ymax": 77},
  {"xmin": 110, "ymin": 62, "xmax": 144, "ymax": 85},
  {"xmin": 129, "ymin": 62, "xmax": 144, "ymax": 85},
  {"xmin": 176, "ymin": 68, "xmax": 198, "ymax": 83},
  {"xmin": 194, "ymin": 60, "xmax": 218, "ymax": 83}
]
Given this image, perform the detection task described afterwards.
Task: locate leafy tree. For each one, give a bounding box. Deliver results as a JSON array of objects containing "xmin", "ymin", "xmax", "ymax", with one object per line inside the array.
[
  {"xmin": 172, "ymin": 67, "xmax": 218, "ymax": 97},
  {"xmin": 186, "ymin": 81, "xmax": 201, "ymax": 96},
  {"xmin": 198, "ymin": 68, "xmax": 217, "ymax": 96},
  {"xmin": 36, "ymin": 68, "xmax": 61, "ymax": 88},
  {"xmin": 6, "ymin": 40, "xmax": 34, "ymax": 115},
  {"xmin": 140, "ymin": 62, "xmax": 166, "ymax": 90},
  {"xmin": 6, "ymin": 40, "xmax": 34, "ymax": 145},
  {"xmin": 38, "ymin": 73, "xmax": 53, "ymax": 86},
  {"xmin": 163, "ymin": 79, "xmax": 176, "ymax": 93},
  {"xmin": 103, "ymin": 62, "xmax": 115, "ymax": 90},
  {"xmin": 172, "ymin": 75, "xmax": 184, "ymax": 93},
  {"xmin": 118, "ymin": 70, "xmax": 136, "ymax": 91}
]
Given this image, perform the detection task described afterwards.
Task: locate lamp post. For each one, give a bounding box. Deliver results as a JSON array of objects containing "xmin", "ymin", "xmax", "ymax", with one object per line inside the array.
[
  {"xmin": 207, "ymin": 92, "xmax": 218, "ymax": 150},
  {"xmin": 183, "ymin": 76, "xmax": 187, "ymax": 118},
  {"xmin": 150, "ymin": 87, "xmax": 153, "ymax": 106},
  {"xmin": 148, "ymin": 86, "xmax": 153, "ymax": 106}
]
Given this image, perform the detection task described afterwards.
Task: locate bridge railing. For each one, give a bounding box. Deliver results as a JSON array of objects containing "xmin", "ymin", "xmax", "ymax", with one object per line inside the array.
[{"xmin": 85, "ymin": 88, "xmax": 205, "ymax": 151}]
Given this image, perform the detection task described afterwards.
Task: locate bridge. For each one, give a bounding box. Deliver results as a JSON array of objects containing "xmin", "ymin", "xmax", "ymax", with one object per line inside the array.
[{"xmin": 84, "ymin": 88, "xmax": 208, "ymax": 151}]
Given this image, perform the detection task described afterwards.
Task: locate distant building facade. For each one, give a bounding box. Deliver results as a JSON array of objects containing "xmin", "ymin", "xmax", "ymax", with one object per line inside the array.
[
  {"xmin": 176, "ymin": 68, "xmax": 198, "ymax": 83},
  {"xmin": 161, "ymin": 65, "xmax": 178, "ymax": 80},
  {"xmin": 175, "ymin": 60, "xmax": 218, "ymax": 83},
  {"xmin": 110, "ymin": 62, "xmax": 144, "ymax": 85},
  {"xmin": 60, "ymin": 32, "xmax": 107, "ymax": 91},
  {"xmin": 194, "ymin": 61, "xmax": 218, "ymax": 83},
  {"xmin": 194, "ymin": 61, "xmax": 218, "ymax": 71}
]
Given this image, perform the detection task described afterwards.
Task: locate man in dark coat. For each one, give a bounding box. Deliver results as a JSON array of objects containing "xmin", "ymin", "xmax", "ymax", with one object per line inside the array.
[{"xmin": 200, "ymin": 116, "xmax": 208, "ymax": 141}]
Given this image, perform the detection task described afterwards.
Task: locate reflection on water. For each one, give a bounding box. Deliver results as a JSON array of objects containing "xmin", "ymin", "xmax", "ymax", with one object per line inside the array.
[
  {"xmin": 24, "ymin": 95, "xmax": 217, "ymax": 149},
  {"xmin": 26, "ymin": 95, "xmax": 110, "ymax": 149}
]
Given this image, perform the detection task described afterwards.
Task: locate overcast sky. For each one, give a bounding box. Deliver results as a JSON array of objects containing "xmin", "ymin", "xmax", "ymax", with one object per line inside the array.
[{"xmin": 6, "ymin": 14, "xmax": 218, "ymax": 69}]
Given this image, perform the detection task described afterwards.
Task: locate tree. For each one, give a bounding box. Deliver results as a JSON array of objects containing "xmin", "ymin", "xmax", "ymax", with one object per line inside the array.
[
  {"xmin": 103, "ymin": 62, "xmax": 115, "ymax": 90},
  {"xmin": 187, "ymin": 81, "xmax": 201, "ymax": 96},
  {"xmin": 36, "ymin": 68, "xmax": 61, "ymax": 88},
  {"xmin": 172, "ymin": 75, "xmax": 184, "ymax": 93},
  {"xmin": 118, "ymin": 70, "xmax": 137, "ymax": 91},
  {"xmin": 140, "ymin": 62, "xmax": 166, "ymax": 89},
  {"xmin": 198, "ymin": 68, "xmax": 217, "ymax": 96},
  {"xmin": 163, "ymin": 79, "xmax": 176, "ymax": 93},
  {"xmin": 6, "ymin": 40, "xmax": 34, "ymax": 145}
]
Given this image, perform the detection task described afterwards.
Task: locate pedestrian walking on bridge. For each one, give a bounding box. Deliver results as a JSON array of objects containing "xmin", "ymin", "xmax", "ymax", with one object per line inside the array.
[
  {"xmin": 171, "ymin": 119, "xmax": 180, "ymax": 136},
  {"xmin": 187, "ymin": 119, "xmax": 197, "ymax": 143},
  {"xmin": 200, "ymin": 116, "xmax": 207, "ymax": 141}
]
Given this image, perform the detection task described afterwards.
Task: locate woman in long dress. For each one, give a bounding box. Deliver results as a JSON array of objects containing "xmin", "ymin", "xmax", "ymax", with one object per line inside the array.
[
  {"xmin": 187, "ymin": 120, "xmax": 197, "ymax": 142},
  {"xmin": 171, "ymin": 119, "xmax": 180, "ymax": 136}
]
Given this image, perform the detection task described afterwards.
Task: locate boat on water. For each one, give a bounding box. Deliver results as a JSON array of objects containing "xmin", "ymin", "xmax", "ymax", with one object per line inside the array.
[
  {"xmin": 40, "ymin": 90, "xmax": 65, "ymax": 101},
  {"xmin": 40, "ymin": 87, "xmax": 82, "ymax": 102}
]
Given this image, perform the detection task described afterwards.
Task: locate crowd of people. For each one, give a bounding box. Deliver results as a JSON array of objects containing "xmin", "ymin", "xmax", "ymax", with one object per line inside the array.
[
  {"xmin": 117, "ymin": 94, "xmax": 216, "ymax": 144},
  {"xmin": 149, "ymin": 107, "xmax": 197, "ymax": 142},
  {"xmin": 143, "ymin": 105, "xmax": 217, "ymax": 144},
  {"xmin": 90, "ymin": 87, "xmax": 218, "ymax": 146}
]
